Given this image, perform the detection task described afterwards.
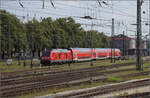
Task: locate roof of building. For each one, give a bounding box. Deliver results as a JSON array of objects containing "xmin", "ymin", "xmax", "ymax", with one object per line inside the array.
[{"xmin": 109, "ymin": 34, "xmax": 134, "ymax": 40}]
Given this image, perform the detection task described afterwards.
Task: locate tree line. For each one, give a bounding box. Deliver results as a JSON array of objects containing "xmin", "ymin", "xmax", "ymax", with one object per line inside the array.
[{"xmin": 0, "ymin": 10, "xmax": 109, "ymax": 59}]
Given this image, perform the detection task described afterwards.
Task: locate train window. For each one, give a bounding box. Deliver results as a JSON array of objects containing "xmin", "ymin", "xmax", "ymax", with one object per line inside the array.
[{"xmin": 42, "ymin": 51, "xmax": 50, "ymax": 56}]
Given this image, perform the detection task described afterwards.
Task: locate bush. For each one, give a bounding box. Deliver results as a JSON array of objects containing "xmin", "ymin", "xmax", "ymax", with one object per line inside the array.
[{"xmin": 107, "ymin": 77, "xmax": 122, "ymax": 82}]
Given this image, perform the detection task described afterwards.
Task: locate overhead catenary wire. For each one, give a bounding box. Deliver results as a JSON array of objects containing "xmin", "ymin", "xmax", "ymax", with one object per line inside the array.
[
  {"xmin": 0, "ymin": 7, "xmax": 144, "ymax": 33},
  {"xmin": 1, "ymin": 5, "xmax": 113, "ymax": 22},
  {"xmin": 1, "ymin": 7, "xmax": 112, "ymax": 29},
  {"xmin": 2, "ymin": 0, "xmax": 149, "ymax": 23},
  {"xmin": 0, "ymin": 12, "xmax": 137, "ymax": 34},
  {"xmin": 1, "ymin": 5, "xmax": 147, "ymax": 26},
  {"xmin": 18, "ymin": 0, "xmax": 24, "ymax": 8},
  {"xmin": 5, "ymin": 0, "xmax": 148, "ymax": 21},
  {"xmin": 1, "ymin": 0, "xmax": 149, "ymax": 36},
  {"xmin": 55, "ymin": 2, "xmax": 148, "ymax": 21}
]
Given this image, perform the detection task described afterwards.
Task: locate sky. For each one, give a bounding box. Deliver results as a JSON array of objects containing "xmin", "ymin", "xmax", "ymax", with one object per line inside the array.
[{"xmin": 1, "ymin": 0, "xmax": 150, "ymax": 38}]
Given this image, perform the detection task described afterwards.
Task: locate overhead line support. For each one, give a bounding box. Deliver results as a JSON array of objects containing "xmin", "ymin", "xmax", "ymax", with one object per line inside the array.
[
  {"xmin": 111, "ymin": 18, "xmax": 115, "ymax": 63},
  {"xmin": 136, "ymin": 0, "xmax": 143, "ymax": 70}
]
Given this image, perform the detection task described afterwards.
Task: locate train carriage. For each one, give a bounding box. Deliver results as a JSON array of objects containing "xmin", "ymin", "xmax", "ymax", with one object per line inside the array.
[
  {"xmin": 95, "ymin": 48, "xmax": 108, "ymax": 59},
  {"xmin": 41, "ymin": 50, "xmax": 51, "ymax": 65},
  {"xmin": 41, "ymin": 48, "xmax": 121, "ymax": 65},
  {"xmin": 114, "ymin": 48, "xmax": 121, "ymax": 58},
  {"xmin": 71, "ymin": 48, "xmax": 92, "ymax": 62},
  {"xmin": 41, "ymin": 49, "xmax": 72, "ymax": 65}
]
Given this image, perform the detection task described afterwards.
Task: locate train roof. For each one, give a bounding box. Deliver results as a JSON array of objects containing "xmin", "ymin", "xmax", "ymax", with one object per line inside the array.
[
  {"xmin": 43, "ymin": 48, "xmax": 120, "ymax": 53},
  {"xmin": 103, "ymin": 48, "xmax": 120, "ymax": 51},
  {"xmin": 52, "ymin": 49, "xmax": 69, "ymax": 52},
  {"xmin": 94, "ymin": 48, "xmax": 108, "ymax": 52},
  {"xmin": 71, "ymin": 48, "xmax": 91, "ymax": 50},
  {"xmin": 70, "ymin": 48, "xmax": 91, "ymax": 52},
  {"xmin": 70, "ymin": 48, "xmax": 120, "ymax": 52}
]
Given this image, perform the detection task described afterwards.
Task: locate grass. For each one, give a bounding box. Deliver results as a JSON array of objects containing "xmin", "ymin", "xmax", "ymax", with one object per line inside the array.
[
  {"xmin": 106, "ymin": 65, "xmax": 136, "ymax": 71},
  {"xmin": 117, "ymin": 92, "xmax": 129, "ymax": 97},
  {"xmin": 18, "ymin": 81, "xmax": 108, "ymax": 98},
  {"xmin": 0, "ymin": 59, "xmax": 136, "ymax": 72},
  {"xmin": 0, "ymin": 60, "xmax": 41, "ymax": 72},
  {"xmin": 107, "ymin": 77, "xmax": 122, "ymax": 82},
  {"xmin": 18, "ymin": 75, "xmax": 150, "ymax": 98},
  {"xmin": 105, "ymin": 63, "xmax": 150, "ymax": 76},
  {"xmin": 17, "ymin": 62, "xmax": 150, "ymax": 98},
  {"xmin": 0, "ymin": 59, "xmax": 149, "ymax": 97},
  {"xmin": 107, "ymin": 68, "xmax": 149, "ymax": 77}
]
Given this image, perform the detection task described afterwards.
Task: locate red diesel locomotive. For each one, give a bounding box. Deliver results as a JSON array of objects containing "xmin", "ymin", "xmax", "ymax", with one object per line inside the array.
[{"xmin": 41, "ymin": 48, "xmax": 121, "ymax": 65}]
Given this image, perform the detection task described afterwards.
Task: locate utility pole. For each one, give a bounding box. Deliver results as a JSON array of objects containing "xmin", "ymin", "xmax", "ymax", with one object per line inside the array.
[
  {"xmin": 126, "ymin": 25, "xmax": 129, "ymax": 59},
  {"xmin": 30, "ymin": 35, "xmax": 33, "ymax": 68},
  {"xmin": 90, "ymin": 22, "xmax": 93, "ymax": 66},
  {"xmin": 111, "ymin": 18, "xmax": 115, "ymax": 63},
  {"xmin": 23, "ymin": 45, "xmax": 26, "ymax": 67},
  {"xmin": 123, "ymin": 31, "xmax": 125, "ymax": 59},
  {"xmin": 42, "ymin": 0, "xmax": 45, "ymax": 9},
  {"xmin": 0, "ymin": 29, "xmax": 1, "ymax": 64},
  {"xmin": 148, "ymin": 0, "xmax": 150, "ymax": 56},
  {"xmin": 8, "ymin": 22, "xmax": 11, "ymax": 58},
  {"xmin": 17, "ymin": 34, "xmax": 21, "ymax": 65},
  {"xmin": 136, "ymin": 0, "xmax": 143, "ymax": 70},
  {"xmin": 0, "ymin": 10, "xmax": 1, "ymax": 63},
  {"xmin": 144, "ymin": 35, "xmax": 148, "ymax": 56},
  {"xmin": 0, "ymin": 36, "xmax": 2, "ymax": 62}
]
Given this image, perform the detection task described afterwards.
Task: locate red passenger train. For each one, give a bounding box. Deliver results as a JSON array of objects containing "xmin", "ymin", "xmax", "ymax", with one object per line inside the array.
[{"xmin": 41, "ymin": 48, "xmax": 121, "ymax": 65}]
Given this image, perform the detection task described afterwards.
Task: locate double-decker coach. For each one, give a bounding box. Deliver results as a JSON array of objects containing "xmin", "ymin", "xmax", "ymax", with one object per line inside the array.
[
  {"xmin": 70, "ymin": 48, "xmax": 92, "ymax": 62},
  {"xmin": 41, "ymin": 48, "xmax": 121, "ymax": 65}
]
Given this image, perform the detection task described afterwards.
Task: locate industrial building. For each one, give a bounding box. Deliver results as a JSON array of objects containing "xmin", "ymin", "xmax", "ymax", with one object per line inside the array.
[{"xmin": 109, "ymin": 34, "xmax": 150, "ymax": 56}]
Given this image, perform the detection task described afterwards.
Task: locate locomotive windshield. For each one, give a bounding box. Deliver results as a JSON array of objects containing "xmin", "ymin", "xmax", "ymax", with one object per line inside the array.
[{"xmin": 42, "ymin": 51, "xmax": 50, "ymax": 56}]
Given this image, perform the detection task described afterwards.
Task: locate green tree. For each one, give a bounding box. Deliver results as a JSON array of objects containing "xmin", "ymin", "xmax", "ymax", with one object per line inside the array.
[
  {"xmin": 0, "ymin": 10, "xmax": 110, "ymax": 59},
  {"xmin": 0, "ymin": 10, "xmax": 27, "ymax": 58}
]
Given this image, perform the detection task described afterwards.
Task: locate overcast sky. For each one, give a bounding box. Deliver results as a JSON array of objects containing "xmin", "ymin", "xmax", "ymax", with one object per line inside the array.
[{"xmin": 1, "ymin": 0, "xmax": 150, "ymax": 38}]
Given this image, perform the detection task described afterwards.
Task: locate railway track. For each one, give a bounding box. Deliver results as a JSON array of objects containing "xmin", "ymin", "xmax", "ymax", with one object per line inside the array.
[
  {"xmin": 1, "ymin": 66, "xmax": 141, "ymax": 87},
  {"xmin": 1, "ymin": 67, "xmax": 50, "ymax": 79},
  {"xmin": 0, "ymin": 61, "xmax": 149, "ymax": 97},
  {"xmin": 52, "ymin": 78, "xmax": 150, "ymax": 98},
  {"xmin": 2, "ymin": 60, "xmax": 149, "ymax": 80},
  {"xmin": 0, "ymin": 62, "xmax": 136, "ymax": 86},
  {"xmin": 0, "ymin": 68, "xmax": 149, "ymax": 97},
  {"xmin": 1, "ymin": 60, "xmax": 141, "ymax": 79},
  {"xmin": 115, "ymin": 92, "xmax": 150, "ymax": 98},
  {"xmin": 1, "ymin": 63, "xmax": 135, "ymax": 80}
]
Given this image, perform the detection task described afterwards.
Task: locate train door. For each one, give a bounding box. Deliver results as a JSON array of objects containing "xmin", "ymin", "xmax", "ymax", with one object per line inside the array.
[
  {"xmin": 74, "ymin": 53, "xmax": 78, "ymax": 61},
  {"xmin": 95, "ymin": 52, "xmax": 98, "ymax": 59},
  {"xmin": 107, "ymin": 51, "xmax": 109, "ymax": 58}
]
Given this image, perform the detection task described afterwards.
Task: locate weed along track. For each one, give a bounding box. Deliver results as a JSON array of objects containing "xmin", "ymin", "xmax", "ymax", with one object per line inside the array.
[
  {"xmin": 52, "ymin": 78, "xmax": 150, "ymax": 98},
  {"xmin": 115, "ymin": 92, "xmax": 150, "ymax": 98},
  {"xmin": 1, "ymin": 62, "xmax": 135, "ymax": 86},
  {"xmin": 1, "ymin": 71, "xmax": 150, "ymax": 97},
  {"xmin": 1, "ymin": 62, "xmax": 135, "ymax": 79},
  {"xmin": 0, "ymin": 61, "xmax": 150, "ymax": 97}
]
